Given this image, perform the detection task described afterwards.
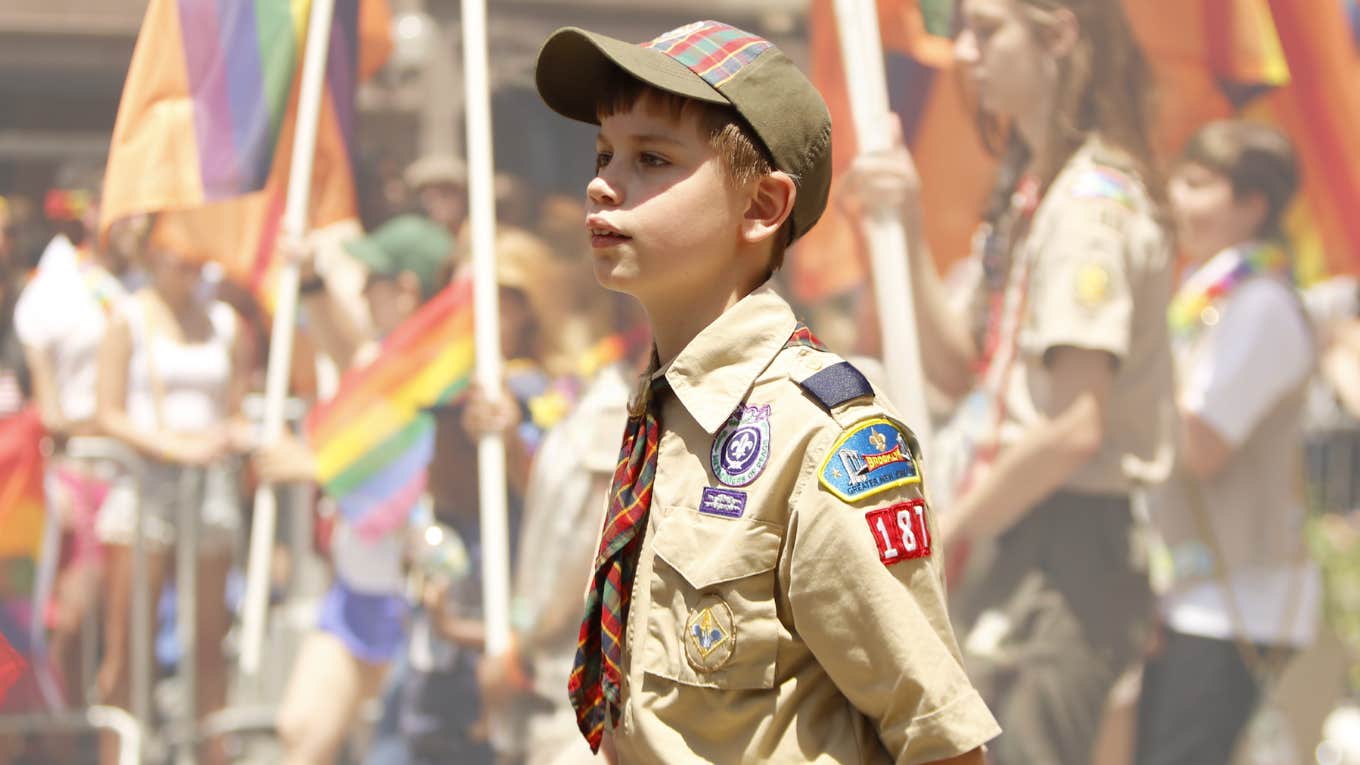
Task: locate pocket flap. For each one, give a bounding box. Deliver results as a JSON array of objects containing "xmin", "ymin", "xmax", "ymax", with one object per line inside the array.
[{"xmin": 652, "ymin": 508, "xmax": 782, "ymax": 591}]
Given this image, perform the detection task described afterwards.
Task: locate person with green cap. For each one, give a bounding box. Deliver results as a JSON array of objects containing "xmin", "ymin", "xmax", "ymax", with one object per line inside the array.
[
  {"xmin": 262, "ymin": 213, "xmax": 453, "ymax": 765},
  {"xmin": 534, "ymin": 19, "xmax": 998, "ymax": 764}
]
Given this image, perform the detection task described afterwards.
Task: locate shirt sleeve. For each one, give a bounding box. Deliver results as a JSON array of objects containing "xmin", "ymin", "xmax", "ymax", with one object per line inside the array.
[
  {"xmin": 1181, "ymin": 279, "xmax": 1314, "ymax": 447},
  {"xmin": 1026, "ymin": 173, "xmax": 1140, "ymax": 365},
  {"xmin": 13, "ymin": 275, "xmax": 59, "ymax": 351},
  {"xmin": 785, "ymin": 420, "xmax": 1000, "ymax": 764}
]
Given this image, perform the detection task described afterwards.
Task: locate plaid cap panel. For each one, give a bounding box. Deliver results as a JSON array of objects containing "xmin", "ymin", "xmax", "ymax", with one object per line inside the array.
[{"xmin": 643, "ymin": 20, "xmax": 773, "ymax": 89}]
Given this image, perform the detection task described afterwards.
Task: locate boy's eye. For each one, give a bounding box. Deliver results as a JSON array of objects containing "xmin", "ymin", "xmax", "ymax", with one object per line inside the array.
[
  {"xmin": 639, "ymin": 152, "xmax": 669, "ymax": 168},
  {"xmin": 594, "ymin": 151, "xmax": 612, "ymax": 172}
]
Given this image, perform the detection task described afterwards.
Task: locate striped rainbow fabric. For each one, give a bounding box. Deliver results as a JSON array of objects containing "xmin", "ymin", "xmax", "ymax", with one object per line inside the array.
[
  {"xmin": 100, "ymin": 0, "xmax": 391, "ymax": 294},
  {"xmin": 305, "ymin": 279, "xmax": 474, "ymax": 536},
  {"xmin": 0, "ymin": 408, "xmax": 46, "ymax": 644}
]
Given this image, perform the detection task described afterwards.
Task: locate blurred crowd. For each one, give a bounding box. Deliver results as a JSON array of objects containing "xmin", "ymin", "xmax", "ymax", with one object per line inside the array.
[{"xmin": 1, "ymin": 1, "xmax": 1360, "ymax": 765}]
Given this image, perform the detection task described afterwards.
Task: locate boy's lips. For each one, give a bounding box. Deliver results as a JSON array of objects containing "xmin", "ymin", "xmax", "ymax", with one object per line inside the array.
[{"xmin": 585, "ymin": 216, "xmax": 631, "ymax": 248}]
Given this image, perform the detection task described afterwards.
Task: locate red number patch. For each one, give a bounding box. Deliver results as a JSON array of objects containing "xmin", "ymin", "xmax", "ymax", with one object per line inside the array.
[{"xmin": 864, "ymin": 500, "xmax": 932, "ymax": 566}]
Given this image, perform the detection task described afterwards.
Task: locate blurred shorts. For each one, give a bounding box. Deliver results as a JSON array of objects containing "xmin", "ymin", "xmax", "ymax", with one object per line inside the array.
[
  {"xmin": 95, "ymin": 461, "xmax": 241, "ymax": 555},
  {"xmin": 51, "ymin": 457, "xmax": 115, "ymax": 567},
  {"xmin": 316, "ymin": 578, "xmax": 408, "ymax": 665}
]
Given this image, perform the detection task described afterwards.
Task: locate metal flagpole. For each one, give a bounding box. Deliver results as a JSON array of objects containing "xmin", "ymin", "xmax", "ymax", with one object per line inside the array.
[
  {"xmin": 460, "ymin": 0, "xmax": 512, "ymax": 658},
  {"xmin": 240, "ymin": 0, "xmax": 337, "ymax": 676},
  {"xmin": 830, "ymin": 0, "xmax": 934, "ymax": 451}
]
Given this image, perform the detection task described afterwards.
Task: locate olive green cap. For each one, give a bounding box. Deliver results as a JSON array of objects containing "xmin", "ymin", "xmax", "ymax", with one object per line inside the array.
[
  {"xmin": 343, "ymin": 214, "xmax": 452, "ymax": 298},
  {"xmin": 535, "ymin": 20, "xmax": 832, "ymax": 242}
]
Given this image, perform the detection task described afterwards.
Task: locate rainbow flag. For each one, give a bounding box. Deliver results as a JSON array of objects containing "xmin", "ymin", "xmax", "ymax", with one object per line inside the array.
[
  {"xmin": 0, "ymin": 406, "xmax": 46, "ymax": 689},
  {"xmin": 0, "ymin": 408, "xmax": 46, "ymax": 593},
  {"xmin": 100, "ymin": 0, "xmax": 391, "ymax": 294},
  {"xmin": 305, "ymin": 279, "xmax": 475, "ymax": 536},
  {"xmin": 796, "ymin": 0, "xmax": 996, "ymax": 304}
]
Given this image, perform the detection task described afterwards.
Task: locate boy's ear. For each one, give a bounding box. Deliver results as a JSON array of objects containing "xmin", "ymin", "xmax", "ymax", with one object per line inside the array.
[{"xmin": 741, "ymin": 171, "xmax": 797, "ymax": 246}]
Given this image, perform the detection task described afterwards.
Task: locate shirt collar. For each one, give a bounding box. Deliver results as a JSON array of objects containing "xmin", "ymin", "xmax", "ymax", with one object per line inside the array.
[{"xmin": 661, "ymin": 284, "xmax": 797, "ymax": 434}]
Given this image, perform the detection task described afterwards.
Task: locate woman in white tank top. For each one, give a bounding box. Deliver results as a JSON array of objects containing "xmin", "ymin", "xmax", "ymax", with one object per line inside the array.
[{"xmin": 93, "ymin": 242, "xmax": 251, "ymax": 765}]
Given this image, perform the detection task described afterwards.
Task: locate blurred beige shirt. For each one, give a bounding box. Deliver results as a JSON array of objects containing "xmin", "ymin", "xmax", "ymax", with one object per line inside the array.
[
  {"xmin": 997, "ymin": 138, "xmax": 1176, "ymax": 493},
  {"xmin": 611, "ymin": 286, "xmax": 999, "ymax": 764}
]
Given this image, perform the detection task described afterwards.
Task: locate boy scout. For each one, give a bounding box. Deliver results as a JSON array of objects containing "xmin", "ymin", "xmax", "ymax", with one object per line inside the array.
[{"xmin": 534, "ymin": 20, "xmax": 1000, "ymax": 763}]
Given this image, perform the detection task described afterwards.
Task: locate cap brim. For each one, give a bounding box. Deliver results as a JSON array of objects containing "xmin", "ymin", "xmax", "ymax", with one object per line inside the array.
[
  {"xmin": 343, "ymin": 237, "xmax": 391, "ymax": 276},
  {"xmin": 535, "ymin": 27, "xmax": 730, "ymax": 126}
]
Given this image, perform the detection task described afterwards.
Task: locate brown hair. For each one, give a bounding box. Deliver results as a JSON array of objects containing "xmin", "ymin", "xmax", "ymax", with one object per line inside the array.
[
  {"xmin": 594, "ymin": 70, "xmax": 792, "ymax": 274},
  {"xmin": 1178, "ymin": 119, "xmax": 1299, "ymax": 241},
  {"xmin": 972, "ymin": 0, "xmax": 1159, "ymax": 192}
]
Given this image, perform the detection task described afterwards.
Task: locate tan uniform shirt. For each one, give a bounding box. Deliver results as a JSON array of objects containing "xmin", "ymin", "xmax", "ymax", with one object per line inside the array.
[
  {"xmin": 613, "ymin": 286, "xmax": 999, "ymax": 764},
  {"xmin": 996, "ymin": 138, "xmax": 1175, "ymax": 494}
]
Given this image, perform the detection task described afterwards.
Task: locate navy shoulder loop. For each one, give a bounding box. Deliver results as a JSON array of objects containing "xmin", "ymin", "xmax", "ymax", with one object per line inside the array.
[{"xmin": 798, "ymin": 361, "xmax": 874, "ymax": 411}]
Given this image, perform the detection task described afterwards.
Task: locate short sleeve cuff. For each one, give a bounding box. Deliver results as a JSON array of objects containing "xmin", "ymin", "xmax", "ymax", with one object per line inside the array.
[{"xmin": 898, "ymin": 689, "xmax": 1002, "ymax": 765}]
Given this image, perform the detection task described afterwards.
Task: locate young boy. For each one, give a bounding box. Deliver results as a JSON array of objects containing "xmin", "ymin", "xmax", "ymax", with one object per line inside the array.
[{"xmin": 535, "ymin": 20, "xmax": 999, "ymax": 763}]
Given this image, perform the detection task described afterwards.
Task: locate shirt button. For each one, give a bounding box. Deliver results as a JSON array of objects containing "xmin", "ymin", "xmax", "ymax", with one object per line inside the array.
[{"xmin": 802, "ymin": 355, "xmax": 823, "ymax": 372}]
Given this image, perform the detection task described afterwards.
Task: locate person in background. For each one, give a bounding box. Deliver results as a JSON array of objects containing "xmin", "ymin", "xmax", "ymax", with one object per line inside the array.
[
  {"xmin": 1136, "ymin": 120, "xmax": 1321, "ymax": 765},
  {"xmin": 365, "ymin": 227, "xmax": 561, "ymax": 765},
  {"xmin": 472, "ymin": 293, "xmax": 644, "ymax": 765},
  {"xmin": 14, "ymin": 169, "xmax": 148, "ymax": 707},
  {"xmin": 93, "ymin": 230, "xmax": 253, "ymax": 765},
  {"xmin": 266, "ymin": 215, "xmax": 454, "ymax": 765},
  {"xmin": 848, "ymin": 0, "xmax": 1174, "ymax": 761},
  {"xmin": 406, "ymin": 155, "xmax": 469, "ymax": 241}
]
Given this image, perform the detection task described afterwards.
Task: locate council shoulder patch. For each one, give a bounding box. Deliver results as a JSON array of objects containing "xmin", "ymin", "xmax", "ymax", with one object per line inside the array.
[{"xmin": 818, "ymin": 417, "xmax": 920, "ymax": 503}]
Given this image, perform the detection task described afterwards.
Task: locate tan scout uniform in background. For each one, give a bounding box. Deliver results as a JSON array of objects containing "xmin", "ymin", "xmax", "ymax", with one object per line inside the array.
[
  {"xmin": 613, "ymin": 286, "xmax": 1000, "ymax": 764},
  {"xmin": 951, "ymin": 138, "xmax": 1175, "ymax": 765}
]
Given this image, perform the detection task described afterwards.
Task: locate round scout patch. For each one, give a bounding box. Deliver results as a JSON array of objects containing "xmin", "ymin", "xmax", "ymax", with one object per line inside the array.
[
  {"xmin": 711, "ymin": 404, "xmax": 771, "ymax": 487},
  {"xmin": 684, "ymin": 596, "xmax": 736, "ymax": 673}
]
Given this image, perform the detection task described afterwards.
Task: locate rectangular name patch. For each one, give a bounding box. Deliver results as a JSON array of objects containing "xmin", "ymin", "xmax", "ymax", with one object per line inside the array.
[
  {"xmin": 699, "ymin": 487, "xmax": 747, "ymax": 519},
  {"xmin": 864, "ymin": 500, "xmax": 932, "ymax": 566}
]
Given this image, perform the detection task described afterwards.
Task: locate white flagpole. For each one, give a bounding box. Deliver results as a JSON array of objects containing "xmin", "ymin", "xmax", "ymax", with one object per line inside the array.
[
  {"xmin": 240, "ymin": 0, "xmax": 336, "ymax": 676},
  {"xmin": 461, "ymin": 0, "xmax": 511, "ymax": 657},
  {"xmin": 831, "ymin": 0, "xmax": 933, "ymax": 451}
]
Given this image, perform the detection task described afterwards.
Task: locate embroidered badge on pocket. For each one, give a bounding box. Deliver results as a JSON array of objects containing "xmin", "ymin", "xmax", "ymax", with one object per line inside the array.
[{"xmin": 684, "ymin": 597, "xmax": 736, "ymax": 673}]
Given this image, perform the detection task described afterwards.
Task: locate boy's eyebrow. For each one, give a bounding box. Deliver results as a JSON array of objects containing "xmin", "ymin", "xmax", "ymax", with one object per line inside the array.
[{"xmin": 595, "ymin": 131, "xmax": 685, "ymax": 147}]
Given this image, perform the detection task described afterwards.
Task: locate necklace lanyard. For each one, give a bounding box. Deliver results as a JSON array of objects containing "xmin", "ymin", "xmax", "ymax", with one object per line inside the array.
[
  {"xmin": 1168, "ymin": 241, "xmax": 1290, "ymax": 340},
  {"xmin": 967, "ymin": 176, "xmax": 1041, "ymax": 474}
]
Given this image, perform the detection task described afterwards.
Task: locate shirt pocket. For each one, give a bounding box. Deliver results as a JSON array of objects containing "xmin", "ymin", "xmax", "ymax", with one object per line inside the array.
[{"xmin": 642, "ymin": 505, "xmax": 783, "ymax": 690}]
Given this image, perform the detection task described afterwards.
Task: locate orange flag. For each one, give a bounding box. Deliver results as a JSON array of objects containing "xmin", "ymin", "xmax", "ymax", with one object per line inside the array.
[{"xmin": 101, "ymin": 0, "xmax": 392, "ymax": 296}]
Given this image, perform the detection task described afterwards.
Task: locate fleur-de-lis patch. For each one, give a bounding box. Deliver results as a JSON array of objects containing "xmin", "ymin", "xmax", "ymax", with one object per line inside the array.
[{"xmin": 684, "ymin": 598, "xmax": 736, "ymax": 673}]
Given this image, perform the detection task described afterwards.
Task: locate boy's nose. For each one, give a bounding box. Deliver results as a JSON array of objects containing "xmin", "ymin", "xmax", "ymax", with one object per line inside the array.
[{"xmin": 587, "ymin": 175, "xmax": 621, "ymax": 207}]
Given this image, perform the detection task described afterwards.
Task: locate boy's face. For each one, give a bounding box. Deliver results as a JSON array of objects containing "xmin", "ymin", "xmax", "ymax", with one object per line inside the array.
[{"xmin": 585, "ymin": 97, "xmax": 749, "ymax": 302}]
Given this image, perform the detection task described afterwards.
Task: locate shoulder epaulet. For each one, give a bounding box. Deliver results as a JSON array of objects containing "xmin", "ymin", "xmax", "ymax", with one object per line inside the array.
[{"xmin": 797, "ymin": 361, "xmax": 874, "ymax": 412}]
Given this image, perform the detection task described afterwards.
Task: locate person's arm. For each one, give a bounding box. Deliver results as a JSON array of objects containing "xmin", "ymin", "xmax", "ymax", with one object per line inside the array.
[
  {"xmin": 23, "ymin": 344, "xmax": 74, "ymax": 436},
  {"xmin": 284, "ymin": 236, "xmax": 366, "ymax": 371},
  {"xmin": 940, "ymin": 346, "xmax": 1113, "ymax": 545},
  {"xmin": 1177, "ymin": 280, "xmax": 1316, "ymax": 481},
  {"xmin": 1322, "ymin": 318, "xmax": 1360, "ymax": 420},
  {"xmin": 844, "ymin": 118, "xmax": 980, "ymax": 397},
  {"xmin": 224, "ymin": 306, "xmax": 257, "ymax": 452},
  {"xmin": 95, "ymin": 309, "xmax": 223, "ymax": 465}
]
